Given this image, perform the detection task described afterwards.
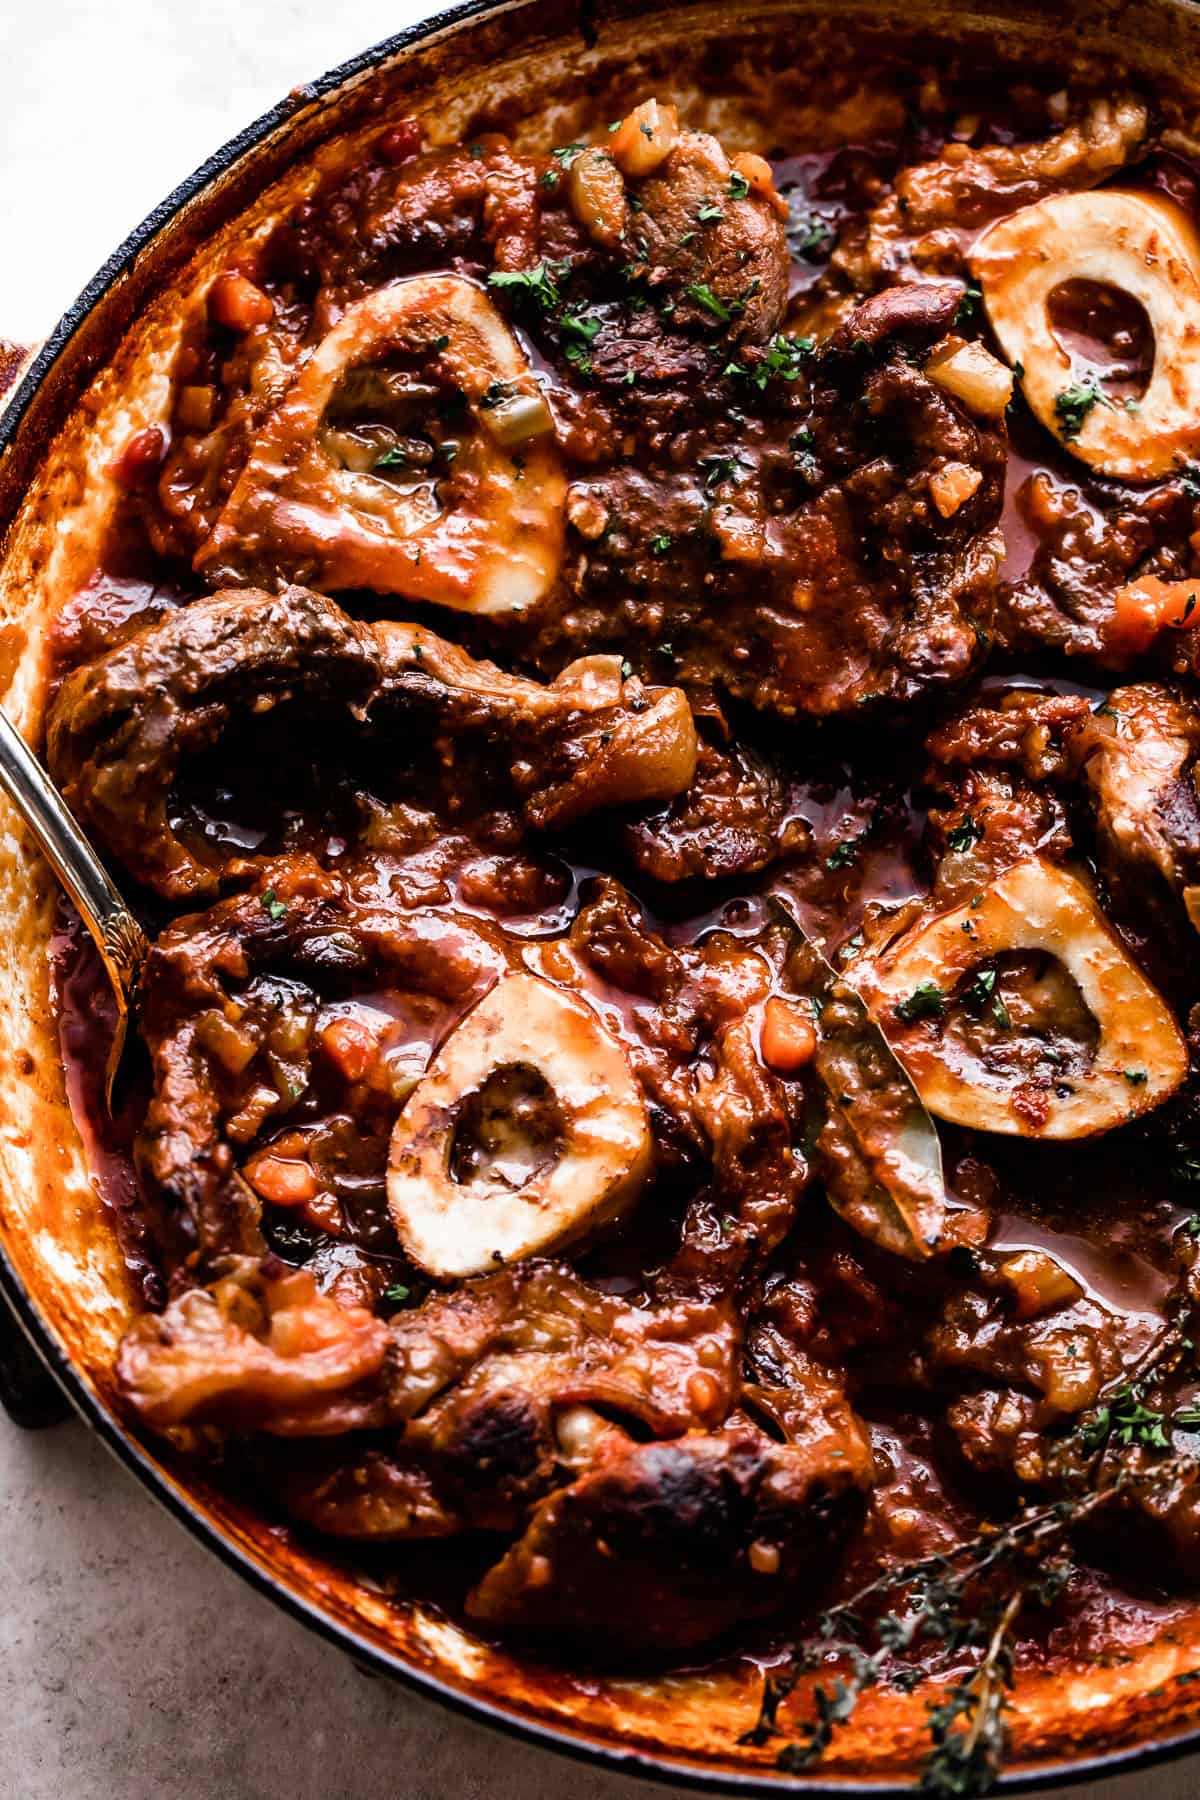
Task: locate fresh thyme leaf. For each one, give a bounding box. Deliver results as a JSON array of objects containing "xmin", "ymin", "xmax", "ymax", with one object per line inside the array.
[
  {"xmin": 750, "ymin": 1459, "xmax": 1196, "ymax": 1793},
  {"xmin": 896, "ymin": 981, "xmax": 945, "ymax": 1023},
  {"xmin": 697, "ymin": 452, "xmax": 748, "ymax": 493},
  {"xmin": 962, "ymin": 967, "xmax": 1008, "ymax": 1029},
  {"xmin": 1054, "ymin": 379, "xmax": 1104, "ymax": 441}
]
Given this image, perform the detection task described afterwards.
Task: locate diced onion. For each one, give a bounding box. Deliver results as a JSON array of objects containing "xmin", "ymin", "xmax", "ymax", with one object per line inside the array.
[
  {"xmin": 927, "ymin": 341, "xmax": 1013, "ymax": 418},
  {"xmin": 480, "ymin": 390, "xmax": 555, "ymax": 448}
]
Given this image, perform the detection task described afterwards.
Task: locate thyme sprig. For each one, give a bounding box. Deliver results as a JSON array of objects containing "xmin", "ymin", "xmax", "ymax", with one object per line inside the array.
[{"xmin": 743, "ymin": 1458, "xmax": 1196, "ymax": 1796}]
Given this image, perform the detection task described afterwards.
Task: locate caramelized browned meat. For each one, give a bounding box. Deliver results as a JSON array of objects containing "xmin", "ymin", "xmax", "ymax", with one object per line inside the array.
[
  {"xmin": 467, "ymin": 1413, "xmax": 872, "ymax": 1652},
  {"xmin": 52, "ymin": 58, "xmax": 1200, "ymax": 1670},
  {"xmin": 47, "ymin": 587, "xmax": 380, "ymax": 900},
  {"xmin": 627, "ymin": 126, "xmax": 790, "ymax": 343},
  {"xmin": 46, "ymin": 586, "xmax": 698, "ymax": 900},
  {"xmin": 841, "ymin": 94, "xmax": 1148, "ymax": 287}
]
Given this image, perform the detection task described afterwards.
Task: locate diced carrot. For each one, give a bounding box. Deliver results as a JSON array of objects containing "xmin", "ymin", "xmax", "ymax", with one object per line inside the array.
[
  {"xmin": 321, "ymin": 1015, "xmax": 382, "ymax": 1082},
  {"xmin": 298, "ymin": 1191, "xmax": 346, "ymax": 1237},
  {"xmin": 208, "ymin": 270, "xmax": 274, "ymax": 332},
  {"xmin": 929, "ymin": 461, "xmax": 983, "ymax": 519},
  {"xmin": 999, "ymin": 1249, "xmax": 1083, "ymax": 1321},
  {"xmin": 731, "ymin": 151, "xmax": 789, "ymax": 218},
  {"xmin": 609, "ymin": 100, "xmax": 678, "ymax": 178},
  {"xmin": 1108, "ymin": 574, "xmax": 1200, "ymax": 656},
  {"xmin": 760, "ymin": 996, "xmax": 818, "ymax": 1074},
  {"xmin": 244, "ymin": 1152, "xmax": 317, "ymax": 1206}
]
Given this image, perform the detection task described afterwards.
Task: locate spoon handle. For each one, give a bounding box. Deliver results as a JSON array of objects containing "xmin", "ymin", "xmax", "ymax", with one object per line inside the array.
[{"xmin": 0, "ymin": 704, "xmax": 148, "ymax": 1002}]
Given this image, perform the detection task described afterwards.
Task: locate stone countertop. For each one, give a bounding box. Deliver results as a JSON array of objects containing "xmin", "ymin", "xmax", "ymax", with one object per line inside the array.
[{"xmin": 1, "ymin": 5, "xmax": 1197, "ymax": 1796}]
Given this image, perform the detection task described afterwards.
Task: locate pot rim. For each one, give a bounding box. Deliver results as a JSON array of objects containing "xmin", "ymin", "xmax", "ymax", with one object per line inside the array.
[{"xmin": 2, "ymin": 1, "xmax": 1200, "ymax": 1789}]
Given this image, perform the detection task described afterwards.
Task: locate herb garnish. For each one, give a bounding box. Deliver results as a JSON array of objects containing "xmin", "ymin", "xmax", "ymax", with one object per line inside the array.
[
  {"xmin": 825, "ymin": 832, "xmax": 868, "ymax": 872},
  {"xmin": 744, "ymin": 1460, "xmax": 1195, "ymax": 1795},
  {"xmin": 684, "ymin": 282, "xmax": 732, "ymax": 323},
  {"xmin": 374, "ymin": 446, "xmax": 408, "ymax": 469},
  {"xmin": 787, "ymin": 207, "xmax": 835, "ymax": 260},
  {"xmin": 729, "ymin": 170, "xmax": 751, "ymax": 200},
  {"xmin": 261, "ymin": 889, "xmax": 287, "ymax": 922},
  {"xmin": 896, "ymin": 981, "xmax": 945, "ymax": 1023},
  {"xmin": 649, "ymin": 533, "xmax": 672, "ymax": 555},
  {"xmin": 724, "ymin": 332, "xmax": 814, "ymax": 390},
  {"xmin": 954, "ymin": 282, "xmax": 983, "ymax": 329},
  {"xmin": 946, "ymin": 813, "xmax": 984, "ymax": 852},
  {"xmin": 488, "ymin": 259, "xmax": 571, "ymax": 310},
  {"xmin": 1054, "ymin": 379, "xmax": 1104, "ymax": 441}
]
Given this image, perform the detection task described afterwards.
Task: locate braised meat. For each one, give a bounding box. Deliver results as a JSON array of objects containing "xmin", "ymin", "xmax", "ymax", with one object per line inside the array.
[{"xmin": 50, "ymin": 52, "xmax": 1200, "ymax": 1675}]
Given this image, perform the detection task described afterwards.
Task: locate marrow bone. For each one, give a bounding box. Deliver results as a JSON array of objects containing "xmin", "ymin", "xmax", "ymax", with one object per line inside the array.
[
  {"xmin": 858, "ymin": 856, "xmax": 1187, "ymax": 1138},
  {"xmin": 972, "ymin": 190, "xmax": 1200, "ymax": 480},
  {"xmin": 199, "ymin": 274, "xmax": 566, "ymax": 612},
  {"xmin": 387, "ymin": 972, "xmax": 652, "ymax": 1277}
]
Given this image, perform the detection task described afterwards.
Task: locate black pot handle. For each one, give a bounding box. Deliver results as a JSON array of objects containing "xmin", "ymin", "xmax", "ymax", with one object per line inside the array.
[{"xmin": 0, "ymin": 1288, "xmax": 71, "ymax": 1428}]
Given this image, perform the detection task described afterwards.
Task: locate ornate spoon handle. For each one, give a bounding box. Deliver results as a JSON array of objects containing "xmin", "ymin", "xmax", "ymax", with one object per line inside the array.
[{"xmin": 0, "ymin": 703, "xmax": 147, "ymax": 1053}]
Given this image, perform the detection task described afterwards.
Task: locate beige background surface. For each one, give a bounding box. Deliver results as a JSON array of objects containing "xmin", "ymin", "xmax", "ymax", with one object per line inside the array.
[{"xmin": 0, "ymin": 3, "xmax": 1195, "ymax": 1795}]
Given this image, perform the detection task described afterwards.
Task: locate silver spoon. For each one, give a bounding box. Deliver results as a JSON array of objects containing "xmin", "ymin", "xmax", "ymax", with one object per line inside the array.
[{"xmin": 0, "ymin": 704, "xmax": 148, "ymax": 1111}]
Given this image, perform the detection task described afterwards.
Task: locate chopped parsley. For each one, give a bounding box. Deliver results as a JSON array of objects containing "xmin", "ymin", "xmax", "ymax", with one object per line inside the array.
[
  {"xmin": 261, "ymin": 889, "xmax": 287, "ymax": 922},
  {"xmin": 488, "ymin": 259, "xmax": 570, "ymax": 310},
  {"xmin": 649, "ymin": 533, "xmax": 672, "ymax": 555},
  {"xmin": 895, "ymin": 980, "xmax": 945, "ymax": 1023},
  {"xmin": 696, "ymin": 201, "xmax": 724, "ymax": 224},
  {"xmin": 946, "ymin": 812, "xmax": 984, "ymax": 852},
  {"xmin": 374, "ymin": 446, "xmax": 408, "ymax": 469},
  {"xmin": 683, "ymin": 282, "xmax": 731, "ymax": 323},
  {"xmin": 1054, "ymin": 378, "xmax": 1104, "ymax": 441},
  {"xmin": 725, "ymin": 332, "xmax": 814, "ymax": 390},
  {"xmin": 1124, "ymin": 1068, "xmax": 1148, "ymax": 1086},
  {"xmin": 953, "ymin": 281, "xmax": 982, "ymax": 329},
  {"xmin": 552, "ymin": 141, "xmax": 584, "ymax": 165},
  {"xmin": 964, "ymin": 966, "xmax": 1010, "ymax": 1028},
  {"xmin": 479, "ymin": 380, "xmax": 515, "ymax": 408},
  {"xmin": 825, "ymin": 832, "xmax": 867, "ymax": 871},
  {"xmin": 787, "ymin": 206, "xmax": 835, "ymax": 260},
  {"xmin": 728, "ymin": 170, "xmax": 751, "ymax": 200},
  {"xmin": 561, "ymin": 311, "xmax": 601, "ymax": 345},
  {"xmin": 697, "ymin": 451, "xmax": 748, "ymax": 494}
]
